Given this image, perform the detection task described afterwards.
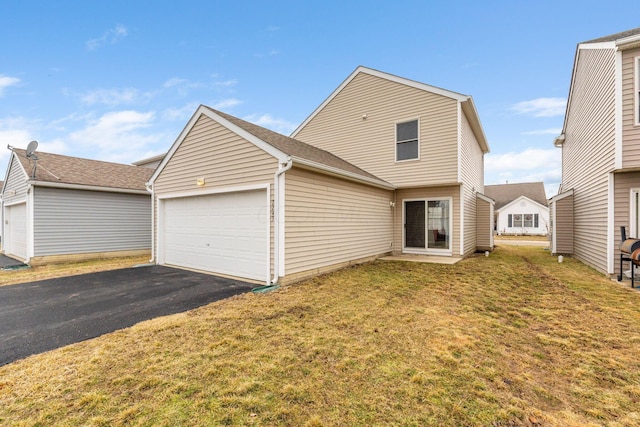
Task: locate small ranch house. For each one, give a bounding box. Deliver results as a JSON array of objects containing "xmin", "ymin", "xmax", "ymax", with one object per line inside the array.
[
  {"xmin": 2, "ymin": 148, "xmax": 153, "ymax": 265},
  {"xmin": 149, "ymin": 67, "xmax": 492, "ymax": 285},
  {"xmin": 484, "ymin": 182, "xmax": 549, "ymax": 235}
]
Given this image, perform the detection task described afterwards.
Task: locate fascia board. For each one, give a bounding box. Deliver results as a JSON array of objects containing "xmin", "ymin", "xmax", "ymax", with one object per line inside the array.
[
  {"xmin": 1, "ymin": 151, "xmax": 30, "ymax": 197},
  {"xmin": 150, "ymin": 105, "xmax": 288, "ymax": 184},
  {"xmin": 291, "ymin": 156, "xmax": 395, "ymax": 190},
  {"xmin": 549, "ymin": 188, "xmax": 574, "ymax": 203},
  {"xmin": 30, "ymin": 180, "xmax": 150, "ymax": 195},
  {"xmin": 460, "ymin": 97, "xmax": 490, "ymax": 153},
  {"xmin": 476, "ymin": 192, "xmax": 495, "ymax": 204}
]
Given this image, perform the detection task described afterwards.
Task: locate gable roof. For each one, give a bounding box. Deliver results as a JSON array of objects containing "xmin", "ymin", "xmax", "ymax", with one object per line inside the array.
[
  {"xmin": 10, "ymin": 148, "xmax": 153, "ymax": 193},
  {"xmin": 582, "ymin": 27, "xmax": 640, "ymax": 46},
  {"xmin": 290, "ymin": 65, "xmax": 489, "ymax": 153},
  {"xmin": 151, "ymin": 105, "xmax": 394, "ymax": 190},
  {"xmin": 553, "ymin": 27, "xmax": 640, "ymax": 147},
  {"xmin": 484, "ymin": 182, "xmax": 548, "ymax": 210}
]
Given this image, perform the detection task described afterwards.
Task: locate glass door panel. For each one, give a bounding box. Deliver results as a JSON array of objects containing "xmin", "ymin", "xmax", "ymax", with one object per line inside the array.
[{"xmin": 427, "ymin": 200, "xmax": 450, "ymax": 250}]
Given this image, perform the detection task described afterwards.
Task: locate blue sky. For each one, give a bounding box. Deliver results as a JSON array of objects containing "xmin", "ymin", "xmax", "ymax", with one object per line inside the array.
[{"xmin": 0, "ymin": 1, "xmax": 638, "ymax": 197}]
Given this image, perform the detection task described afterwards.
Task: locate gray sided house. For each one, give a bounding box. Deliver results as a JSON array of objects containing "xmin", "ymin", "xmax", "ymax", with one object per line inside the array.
[
  {"xmin": 150, "ymin": 67, "xmax": 493, "ymax": 285},
  {"xmin": 2, "ymin": 149, "xmax": 153, "ymax": 265},
  {"xmin": 552, "ymin": 27, "xmax": 640, "ymax": 276}
]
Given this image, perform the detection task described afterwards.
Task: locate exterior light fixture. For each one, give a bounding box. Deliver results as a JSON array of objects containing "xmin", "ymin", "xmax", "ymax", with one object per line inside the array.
[{"xmin": 197, "ymin": 177, "xmax": 206, "ymax": 187}]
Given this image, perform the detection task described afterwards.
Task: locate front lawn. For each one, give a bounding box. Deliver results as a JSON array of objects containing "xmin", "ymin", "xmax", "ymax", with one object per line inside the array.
[{"xmin": 1, "ymin": 246, "xmax": 639, "ymax": 426}]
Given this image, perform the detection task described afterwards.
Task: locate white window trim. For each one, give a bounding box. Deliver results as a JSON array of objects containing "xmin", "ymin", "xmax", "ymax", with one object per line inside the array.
[
  {"xmin": 395, "ymin": 118, "xmax": 420, "ymax": 163},
  {"xmin": 630, "ymin": 188, "xmax": 640, "ymax": 239},
  {"xmin": 402, "ymin": 197, "xmax": 453, "ymax": 256}
]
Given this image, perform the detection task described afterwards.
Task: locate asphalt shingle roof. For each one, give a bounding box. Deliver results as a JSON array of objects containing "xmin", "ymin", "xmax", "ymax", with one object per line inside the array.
[
  {"xmin": 204, "ymin": 106, "xmax": 391, "ymax": 186},
  {"xmin": 12, "ymin": 149, "xmax": 153, "ymax": 191},
  {"xmin": 484, "ymin": 182, "xmax": 548, "ymax": 210},
  {"xmin": 583, "ymin": 27, "xmax": 640, "ymax": 44}
]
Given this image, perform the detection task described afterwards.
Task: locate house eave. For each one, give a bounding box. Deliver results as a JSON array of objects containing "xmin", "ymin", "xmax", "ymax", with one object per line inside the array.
[
  {"xmin": 290, "ymin": 156, "xmax": 395, "ymax": 190},
  {"xmin": 29, "ymin": 180, "xmax": 150, "ymax": 195},
  {"xmin": 553, "ymin": 134, "xmax": 565, "ymax": 147}
]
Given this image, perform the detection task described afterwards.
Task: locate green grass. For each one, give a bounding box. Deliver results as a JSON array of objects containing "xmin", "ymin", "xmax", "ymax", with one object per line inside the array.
[{"xmin": 1, "ymin": 246, "xmax": 639, "ymax": 426}]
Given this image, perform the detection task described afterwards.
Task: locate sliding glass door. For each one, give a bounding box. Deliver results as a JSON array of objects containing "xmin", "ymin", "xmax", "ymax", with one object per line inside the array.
[{"xmin": 404, "ymin": 198, "xmax": 452, "ymax": 254}]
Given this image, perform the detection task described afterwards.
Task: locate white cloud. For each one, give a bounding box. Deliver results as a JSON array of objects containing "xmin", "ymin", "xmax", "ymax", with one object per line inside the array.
[
  {"xmin": 485, "ymin": 148, "xmax": 562, "ymax": 197},
  {"xmin": 243, "ymin": 113, "xmax": 297, "ymax": 135},
  {"xmin": 163, "ymin": 77, "xmax": 188, "ymax": 88},
  {"xmin": 212, "ymin": 98, "xmax": 242, "ymax": 110},
  {"xmin": 511, "ymin": 97, "xmax": 566, "ymax": 118},
  {"xmin": 68, "ymin": 110, "xmax": 164, "ymax": 162},
  {"xmin": 80, "ymin": 88, "xmax": 154, "ymax": 106},
  {"xmin": 162, "ymin": 103, "xmax": 200, "ymax": 121},
  {"xmin": 86, "ymin": 25, "xmax": 128, "ymax": 50},
  {"xmin": 522, "ymin": 128, "xmax": 563, "ymax": 136},
  {"xmin": 0, "ymin": 75, "xmax": 20, "ymax": 96}
]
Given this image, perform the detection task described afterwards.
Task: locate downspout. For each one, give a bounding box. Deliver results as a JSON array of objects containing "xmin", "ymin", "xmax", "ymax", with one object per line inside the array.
[
  {"xmin": 146, "ymin": 182, "xmax": 154, "ymax": 263},
  {"xmin": 271, "ymin": 157, "xmax": 293, "ymax": 285}
]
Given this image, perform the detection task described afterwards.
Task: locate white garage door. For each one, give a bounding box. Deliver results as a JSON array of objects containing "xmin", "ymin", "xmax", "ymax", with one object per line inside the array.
[
  {"xmin": 162, "ymin": 190, "xmax": 268, "ymax": 281},
  {"xmin": 6, "ymin": 203, "xmax": 27, "ymax": 260}
]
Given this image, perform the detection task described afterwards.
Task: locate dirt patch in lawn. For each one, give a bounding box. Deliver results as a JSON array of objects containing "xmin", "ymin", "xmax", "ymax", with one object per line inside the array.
[{"xmin": 1, "ymin": 246, "xmax": 639, "ymax": 426}]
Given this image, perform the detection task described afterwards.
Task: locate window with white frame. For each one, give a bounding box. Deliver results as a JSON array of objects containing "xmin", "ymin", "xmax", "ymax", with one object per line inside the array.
[
  {"xmin": 508, "ymin": 213, "xmax": 539, "ymax": 228},
  {"xmin": 396, "ymin": 119, "xmax": 419, "ymax": 161}
]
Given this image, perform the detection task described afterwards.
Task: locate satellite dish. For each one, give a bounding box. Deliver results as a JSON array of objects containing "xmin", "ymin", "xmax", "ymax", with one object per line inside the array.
[{"xmin": 26, "ymin": 140, "xmax": 38, "ymax": 157}]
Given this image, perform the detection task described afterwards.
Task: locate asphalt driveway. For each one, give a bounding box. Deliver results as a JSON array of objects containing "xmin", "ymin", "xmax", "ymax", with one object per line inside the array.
[{"xmin": 0, "ymin": 265, "xmax": 255, "ymax": 366}]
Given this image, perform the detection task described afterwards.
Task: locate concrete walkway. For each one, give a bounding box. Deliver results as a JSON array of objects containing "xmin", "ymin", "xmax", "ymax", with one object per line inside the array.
[
  {"xmin": 380, "ymin": 254, "xmax": 463, "ymax": 264},
  {"xmin": 494, "ymin": 238, "xmax": 549, "ymax": 247}
]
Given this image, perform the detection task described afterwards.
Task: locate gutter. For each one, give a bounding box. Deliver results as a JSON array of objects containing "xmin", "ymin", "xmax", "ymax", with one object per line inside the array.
[
  {"xmin": 271, "ymin": 158, "xmax": 293, "ymax": 285},
  {"xmin": 28, "ymin": 180, "xmax": 150, "ymax": 195}
]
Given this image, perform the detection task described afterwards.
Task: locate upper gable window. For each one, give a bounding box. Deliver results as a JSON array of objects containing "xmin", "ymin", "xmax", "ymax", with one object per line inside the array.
[{"xmin": 396, "ymin": 119, "xmax": 419, "ymax": 161}]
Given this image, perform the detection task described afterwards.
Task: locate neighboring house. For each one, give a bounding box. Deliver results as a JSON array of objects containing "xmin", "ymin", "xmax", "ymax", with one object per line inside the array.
[
  {"xmin": 149, "ymin": 66, "xmax": 492, "ymax": 285},
  {"xmin": 1, "ymin": 148, "xmax": 153, "ymax": 265},
  {"xmin": 551, "ymin": 27, "xmax": 640, "ymax": 276},
  {"xmin": 484, "ymin": 182, "xmax": 549, "ymax": 235},
  {"xmin": 0, "ymin": 180, "xmax": 3, "ymax": 244}
]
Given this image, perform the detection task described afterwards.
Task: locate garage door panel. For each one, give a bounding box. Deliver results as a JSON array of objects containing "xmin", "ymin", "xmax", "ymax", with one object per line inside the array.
[
  {"xmin": 7, "ymin": 203, "xmax": 27, "ymax": 260},
  {"xmin": 162, "ymin": 190, "xmax": 268, "ymax": 281}
]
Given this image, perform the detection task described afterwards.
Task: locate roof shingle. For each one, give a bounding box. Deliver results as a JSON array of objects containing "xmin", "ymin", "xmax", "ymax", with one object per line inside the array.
[
  {"xmin": 583, "ymin": 27, "xmax": 640, "ymax": 44},
  {"xmin": 12, "ymin": 149, "xmax": 153, "ymax": 192},
  {"xmin": 204, "ymin": 106, "xmax": 390, "ymax": 185},
  {"xmin": 484, "ymin": 182, "xmax": 548, "ymax": 210}
]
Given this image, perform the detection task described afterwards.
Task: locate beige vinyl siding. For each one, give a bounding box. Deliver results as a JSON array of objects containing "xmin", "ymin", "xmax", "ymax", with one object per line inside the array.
[
  {"xmin": 621, "ymin": 48, "xmax": 640, "ymax": 168},
  {"xmin": 460, "ymin": 111, "xmax": 485, "ymax": 255},
  {"xmin": 394, "ymin": 186, "xmax": 461, "ymax": 256},
  {"xmin": 284, "ymin": 166, "xmax": 393, "ymax": 275},
  {"xmin": 613, "ymin": 171, "xmax": 640, "ymax": 277},
  {"xmin": 294, "ymin": 72, "xmax": 459, "ymax": 187},
  {"xmin": 476, "ymin": 195, "xmax": 493, "ymax": 251},
  {"xmin": 562, "ymin": 47, "xmax": 616, "ymax": 273},
  {"xmin": 551, "ymin": 192, "xmax": 574, "ymax": 254},
  {"xmin": 153, "ymin": 114, "xmax": 279, "ymax": 275}
]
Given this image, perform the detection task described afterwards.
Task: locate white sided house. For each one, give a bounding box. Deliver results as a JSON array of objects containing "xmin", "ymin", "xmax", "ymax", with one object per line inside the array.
[
  {"xmin": 2, "ymin": 148, "xmax": 153, "ymax": 265},
  {"xmin": 150, "ymin": 67, "xmax": 492, "ymax": 285},
  {"xmin": 484, "ymin": 182, "xmax": 549, "ymax": 236}
]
